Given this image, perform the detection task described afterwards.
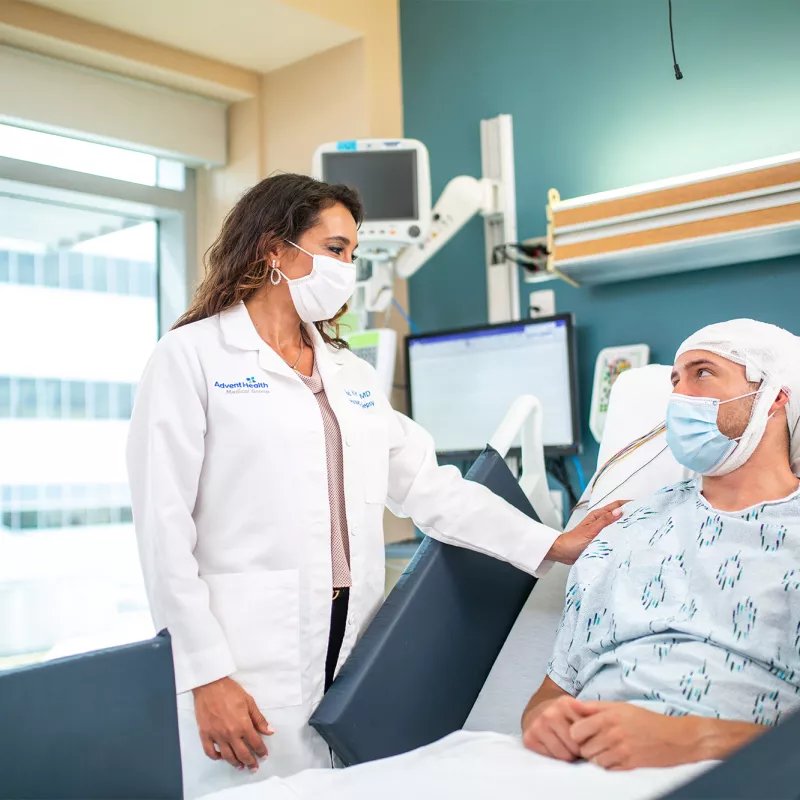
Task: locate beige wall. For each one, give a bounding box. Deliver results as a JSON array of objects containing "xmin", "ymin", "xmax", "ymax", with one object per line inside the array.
[
  {"xmin": 0, "ymin": 0, "xmax": 259, "ymax": 100},
  {"xmin": 261, "ymin": 39, "xmax": 369, "ymax": 178},
  {"xmin": 195, "ymin": 97, "xmax": 264, "ymax": 274},
  {"xmin": 281, "ymin": 0, "xmax": 403, "ymax": 138},
  {"xmin": 198, "ymin": 0, "xmax": 403, "ymax": 268}
]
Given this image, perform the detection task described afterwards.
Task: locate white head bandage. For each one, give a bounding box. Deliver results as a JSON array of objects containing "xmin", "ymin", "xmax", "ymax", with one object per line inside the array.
[{"xmin": 675, "ymin": 319, "xmax": 800, "ymax": 478}]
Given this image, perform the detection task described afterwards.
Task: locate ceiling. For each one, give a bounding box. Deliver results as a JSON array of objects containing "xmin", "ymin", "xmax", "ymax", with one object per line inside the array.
[{"xmin": 22, "ymin": 0, "xmax": 362, "ymax": 74}]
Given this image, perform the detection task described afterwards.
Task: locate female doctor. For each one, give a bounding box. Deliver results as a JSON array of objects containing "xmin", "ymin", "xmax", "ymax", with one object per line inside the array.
[{"xmin": 126, "ymin": 174, "xmax": 623, "ymax": 797}]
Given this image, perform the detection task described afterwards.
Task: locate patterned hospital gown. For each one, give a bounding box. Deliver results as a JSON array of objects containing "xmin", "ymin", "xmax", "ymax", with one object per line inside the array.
[{"xmin": 548, "ymin": 480, "xmax": 800, "ymax": 726}]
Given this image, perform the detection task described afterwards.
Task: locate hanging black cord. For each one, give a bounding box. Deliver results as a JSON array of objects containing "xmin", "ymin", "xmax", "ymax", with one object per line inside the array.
[{"xmin": 669, "ymin": 0, "xmax": 684, "ymax": 80}]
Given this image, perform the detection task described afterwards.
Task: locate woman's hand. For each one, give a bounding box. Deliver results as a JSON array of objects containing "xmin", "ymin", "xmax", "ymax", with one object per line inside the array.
[
  {"xmin": 545, "ymin": 500, "xmax": 629, "ymax": 565},
  {"xmin": 192, "ymin": 677, "xmax": 274, "ymax": 773}
]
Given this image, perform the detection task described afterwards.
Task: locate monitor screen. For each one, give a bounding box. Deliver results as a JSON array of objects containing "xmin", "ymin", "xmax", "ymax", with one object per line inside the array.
[
  {"xmin": 407, "ymin": 316, "xmax": 579, "ymax": 455},
  {"xmin": 321, "ymin": 150, "xmax": 418, "ymax": 221}
]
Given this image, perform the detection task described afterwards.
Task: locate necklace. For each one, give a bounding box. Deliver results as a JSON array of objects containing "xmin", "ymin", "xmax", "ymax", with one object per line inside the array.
[
  {"xmin": 289, "ymin": 334, "xmax": 304, "ymax": 370},
  {"xmin": 252, "ymin": 315, "xmax": 305, "ymax": 370}
]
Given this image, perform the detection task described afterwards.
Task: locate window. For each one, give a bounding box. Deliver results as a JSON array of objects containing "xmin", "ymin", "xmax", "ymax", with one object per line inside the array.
[
  {"xmin": 17, "ymin": 253, "xmax": 35, "ymax": 285},
  {"xmin": 0, "ymin": 124, "xmax": 185, "ymax": 190},
  {"xmin": 0, "ymin": 377, "xmax": 9, "ymax": 417},
  {"xmin": 66, "ymin": 381, "xmax": 86, "ymax": 420},
  {"xmin": 16, "ymin": 378, "xmax": 37, "ymax": 418},
  {"xmin": 43, "ymin": 254, "xmax": 59, "ymax": 288},
  {"xmin": 0, "ymin": 191, "xmax": 162, "ymax": 669},
  {"xmin": 0, "ymin": 378, "xmax": 138, "ymax": 420},
  {"xmin": 92, "ymin": 382, "xmax": 111, "ymax": 419},
  {"xmin": 67, "ymin": 253, "xmax": 84, "ymax": 291},
  {"xmin": 89, "ymin": 257, "xmax": 108, "ymax": 293},
  {"xmin": 0, "ymin": 121, "xmax": 193, "ymax": 670},
  {"xmin": 114, "ymin": 383, "xmax": 135, "ymax": 420},
  {"xmin": 19, "ymin": 511, "xmax": 38, "ymax": 530},
  {"xmin": 42, "ymin": 380, "xmax": 62, "ymax": 418}
]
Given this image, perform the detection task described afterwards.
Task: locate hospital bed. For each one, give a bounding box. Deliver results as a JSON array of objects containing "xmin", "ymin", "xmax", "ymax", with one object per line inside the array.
[
  {"xmin": 466, "ymin": 364, "xmax": 692, "ymax": 735},
  {"xmin": 311, "ymin": 364, "xmax": 691, "ymax": 755},
  {"xmin": 309, "ymin": 363, "xmax": 800, "ymax": 798},
  {"xmin": 3, "ymin": 365, "xmax": 798, "ymax": 798}
]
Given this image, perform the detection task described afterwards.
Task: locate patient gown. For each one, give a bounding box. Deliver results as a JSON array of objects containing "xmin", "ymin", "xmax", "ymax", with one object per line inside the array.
[{"xmin": 548, "ymin": 479, "xmax": 800, "ymax": 724}]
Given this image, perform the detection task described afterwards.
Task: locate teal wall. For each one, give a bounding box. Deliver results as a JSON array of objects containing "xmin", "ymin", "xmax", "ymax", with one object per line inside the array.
[{"xmin": 400, "ymin": 0, "xmax": 800, "ymax": 471}]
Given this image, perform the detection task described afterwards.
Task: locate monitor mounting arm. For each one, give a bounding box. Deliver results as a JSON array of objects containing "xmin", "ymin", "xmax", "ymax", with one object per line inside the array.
[{"xmin": 362, "ymin": 115, "xmax": 520, "ymax": 325}]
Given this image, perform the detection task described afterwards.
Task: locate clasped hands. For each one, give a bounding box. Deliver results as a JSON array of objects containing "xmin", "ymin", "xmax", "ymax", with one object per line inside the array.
[{"xmin": 522, "ymin": 696, "xmax": 696, "ymax": 771}]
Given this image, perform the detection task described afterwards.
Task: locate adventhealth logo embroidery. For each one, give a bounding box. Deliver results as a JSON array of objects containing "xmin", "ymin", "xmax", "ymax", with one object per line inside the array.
[
  {"xmin": 346, "ymin": 389, "xmax": 374, "ymax": 409},
  {"xmin": 214, "ymin": 377, "xmax": 270, "ymax": 395}
]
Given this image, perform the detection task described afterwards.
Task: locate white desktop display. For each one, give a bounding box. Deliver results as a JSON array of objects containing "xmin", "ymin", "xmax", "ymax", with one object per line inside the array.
[
  {"xmin": 407, "ymin": 316, "xmax": 579, "ymax": 456},
  {"xmin": 314, "ymin": 139, "xmax": 432, "ymax": 255},
  {"xmin": 588, "ymin": 344, "xmax": 650, "ymax": 443}
]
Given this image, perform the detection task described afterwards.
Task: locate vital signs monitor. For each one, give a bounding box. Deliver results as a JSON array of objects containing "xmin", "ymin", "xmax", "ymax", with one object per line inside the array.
[{"xmin": 313, "ymin": 139, "xmax": 432, "ymax": 253}]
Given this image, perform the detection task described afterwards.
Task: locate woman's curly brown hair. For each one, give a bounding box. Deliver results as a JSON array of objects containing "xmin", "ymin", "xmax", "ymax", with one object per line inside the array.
[{"xmin": 173, "ymin": 173, "xmax": 363, "ymax": 348}]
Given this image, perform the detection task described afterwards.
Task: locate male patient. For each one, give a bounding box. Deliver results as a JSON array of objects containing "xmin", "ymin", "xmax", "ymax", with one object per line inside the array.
[
  {"xmin": 209, "ymin": 319, "xmax": 800, "ymax": 800},
  {"xmin": 523, "ymin": 318, "xmax": 800, "ymax": 771}
]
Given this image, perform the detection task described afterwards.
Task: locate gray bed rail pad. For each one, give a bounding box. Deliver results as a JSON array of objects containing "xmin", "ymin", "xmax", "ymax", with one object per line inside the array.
[
  {"xmin": 310, "ymin": 445, "xmax": 541, "ymax": 765},
  {"xmin": 0, "ymin": 629, "xmax": 183, "ymax": 800}
]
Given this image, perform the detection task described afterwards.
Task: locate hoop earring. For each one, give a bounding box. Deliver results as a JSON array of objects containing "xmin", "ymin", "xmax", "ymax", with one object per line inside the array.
[{"xmin": 269, "ymin": 259, "xmax": 281, "ymax": 286}]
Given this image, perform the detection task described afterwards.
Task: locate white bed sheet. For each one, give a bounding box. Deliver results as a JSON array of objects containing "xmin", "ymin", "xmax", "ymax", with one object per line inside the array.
[{"xmin": 204, "ymin": 731, "xmax": 716, "ymax": 800}]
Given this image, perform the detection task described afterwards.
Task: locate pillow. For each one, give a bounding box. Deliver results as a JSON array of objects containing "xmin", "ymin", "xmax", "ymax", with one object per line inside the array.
[{"xmin": 572, "ymin": 365, "xmax": 693, "ymax": 525}]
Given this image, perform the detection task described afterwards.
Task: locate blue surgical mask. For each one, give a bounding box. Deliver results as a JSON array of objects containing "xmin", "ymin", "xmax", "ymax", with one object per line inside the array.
[{"xmin": 666, "ymin": 390, "xmax": 760, "ymax": 475}]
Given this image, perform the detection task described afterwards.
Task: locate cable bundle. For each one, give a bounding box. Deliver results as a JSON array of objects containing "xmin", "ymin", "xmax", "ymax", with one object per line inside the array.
[{"xmin": 573, "ymin": 421, "xmax": 668, "ymax": 512}]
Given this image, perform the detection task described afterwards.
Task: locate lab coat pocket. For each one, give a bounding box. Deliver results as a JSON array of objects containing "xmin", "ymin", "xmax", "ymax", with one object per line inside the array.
[{"xmin": 204, "ymin": 569, "xmax": 303, "ymax": 709}]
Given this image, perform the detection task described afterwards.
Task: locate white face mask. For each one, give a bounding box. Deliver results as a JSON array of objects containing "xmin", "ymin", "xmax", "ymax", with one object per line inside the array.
[{"xmin": 270, "ymin": 242, "xmax": 356, "ymax": 323}]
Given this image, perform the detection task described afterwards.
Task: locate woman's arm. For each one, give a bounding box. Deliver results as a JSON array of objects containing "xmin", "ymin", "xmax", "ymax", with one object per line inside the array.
[
  {"xmin": 128, "ymin": 336, "xmax": 274, "ymax": 772},
  {"xmin": 127, "ymin": 333, "xmax": 236, "ymax": 693},
  {"xmin": 384, "ymin": 410, "xmax": 623, "ymax": 575}
]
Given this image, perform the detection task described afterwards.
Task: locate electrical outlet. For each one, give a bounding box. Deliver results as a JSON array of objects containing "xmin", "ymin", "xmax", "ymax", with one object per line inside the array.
[{"xmin": 529, "ymin": 289, "xmax": 555, "ymax": 318}]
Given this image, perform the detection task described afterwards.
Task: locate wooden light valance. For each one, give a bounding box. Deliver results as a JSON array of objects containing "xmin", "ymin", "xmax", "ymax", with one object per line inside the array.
[{"xmin": 545, "ymin": 153, "xmax": 800, "ymax": 286}]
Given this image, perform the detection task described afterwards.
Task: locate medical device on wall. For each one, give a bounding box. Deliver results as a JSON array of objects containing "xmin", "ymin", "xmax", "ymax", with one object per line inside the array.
[
  {"xmin": 406, "ymin": 314, "xmax": 580, "ymax": 457},
  {"xmin": 344, "ymin": 328, "xmax": 397, "ymax": 398},
  {"xmin": 589, "ymin": 344, "xmax": 650, "ymax": 443},
  {"xmin": 313, "ymin": 115, "xmax": 519, "ymax": 324},
  {"xmin": 544, "ymin": 151, "xmax": 800, "ymax": 286},
  {"xmin": 396, "ymin": 115, "xmax": 519, "ymax": 323},
  {"xmin": 314, "ymin": 139, "xmax": 432, "ymax": 255}
]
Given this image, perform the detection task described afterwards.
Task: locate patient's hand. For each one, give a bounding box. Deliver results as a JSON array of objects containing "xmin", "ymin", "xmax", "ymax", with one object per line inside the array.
[
  {"xmin": 570, "ymin": 703, "xmax": 701, "ymax": 770},
  {"xmin": 546, "ymin": 500, "xmax": 629, "ymax": 565},
  {"xmin": 522, "ymin": 695, "xmax": 590, "ymax": 762},
  {"xmin": 570, "ymin": 702, "xmax": 767, "ymax": 770},
  {"xmin": 193, "ymin": 677, "xmax": 274, "ymax": 773}
]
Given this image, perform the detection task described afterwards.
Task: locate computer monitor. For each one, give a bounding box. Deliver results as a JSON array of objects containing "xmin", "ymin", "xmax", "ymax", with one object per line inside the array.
[
  {"xmin": 406, "ymin": 315, "xmax": 580, "ymax": 456},
  {"xmin": 313, "ymin": 139, "xmax": 432, "ymax": 253}
]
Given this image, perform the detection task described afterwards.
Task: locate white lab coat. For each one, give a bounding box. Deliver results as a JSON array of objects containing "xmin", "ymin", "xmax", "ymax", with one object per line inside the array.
[{"xmin": 126, "ymin": 301, "xmax": 558, "ymax": 798}]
